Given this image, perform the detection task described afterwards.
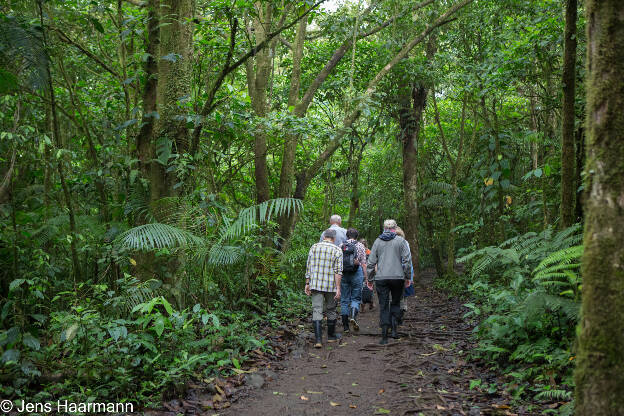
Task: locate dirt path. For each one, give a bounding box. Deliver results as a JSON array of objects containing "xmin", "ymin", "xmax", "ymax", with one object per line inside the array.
[{"xmin": 217, "ymin": 271, "xmax": 520, "ymax": 416}]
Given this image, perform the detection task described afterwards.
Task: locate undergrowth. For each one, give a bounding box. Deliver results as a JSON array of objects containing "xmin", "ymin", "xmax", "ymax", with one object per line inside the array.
[
  {"xmin": 436, "ymin": 224, "xmax": 582, "ymax": 414},
  {"xmin": 1, "ymin": 274, "xmax": 308, "ymax": 408}
]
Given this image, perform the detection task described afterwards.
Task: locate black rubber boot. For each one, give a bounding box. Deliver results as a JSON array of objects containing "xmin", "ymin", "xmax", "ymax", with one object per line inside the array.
[
  {"xmin": 327, "ymin": 319, "xmax": 341, "ymax": 342},
  {"xmin": 349, "ymin": 308, "xmax": 359, "ymax": 331},
  {"xmin": 341, "ymin": 315, "xmax": 350, "ymax": 334},
  {"xmin": 391, "ymin": 316, "xmax": 400, "ymax": 339},
  {"xmin": 313, "ymin": 320, "xmax": 322, "ymax": 348},
  {"xmin": 380, "ymin": 326, "xmax": 389, "ymax": 345}
]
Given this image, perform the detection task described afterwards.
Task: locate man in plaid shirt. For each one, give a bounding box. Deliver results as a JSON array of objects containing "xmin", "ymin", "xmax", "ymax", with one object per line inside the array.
[{"xmin": 305, "ymin": 228, "xmax": 343, "ymax": 348}]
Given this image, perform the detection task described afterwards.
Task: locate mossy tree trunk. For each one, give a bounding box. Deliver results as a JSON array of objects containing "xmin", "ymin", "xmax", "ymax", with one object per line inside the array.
[
  {"xmin": 559, "ymin": 0, "xmax": 577, "ymax": 228},
  {"xmin": 399, "ymin": 81, "xmax": 426, "ymax": 282},
  {"xmin": 151, "ymin": 0, "xmax": 194, "ymax": 201},
  {"xmin": 574, "ymin": 0, "xmax": 624, "ymax": 413}
]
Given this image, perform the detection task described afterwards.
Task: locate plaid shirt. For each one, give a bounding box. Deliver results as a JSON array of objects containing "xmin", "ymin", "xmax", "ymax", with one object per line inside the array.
[{"xmin": 306, "ymin": 241, "xmax": 343, "ymax": 292}]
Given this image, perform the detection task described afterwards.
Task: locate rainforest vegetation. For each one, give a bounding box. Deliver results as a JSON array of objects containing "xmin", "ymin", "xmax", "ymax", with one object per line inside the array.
[{"xmin": 0, "ymin": 0, "xmax": 622, "ymax": 414}]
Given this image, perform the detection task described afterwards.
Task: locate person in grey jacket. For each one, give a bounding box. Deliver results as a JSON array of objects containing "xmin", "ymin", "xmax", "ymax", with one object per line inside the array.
[
  {"xmin": 319, "ymin": 214, "xmax": 347, "ymax": 247},
  {"xmin": 367, "ymin": 219, "xmax": 412, "ymax": 344}
]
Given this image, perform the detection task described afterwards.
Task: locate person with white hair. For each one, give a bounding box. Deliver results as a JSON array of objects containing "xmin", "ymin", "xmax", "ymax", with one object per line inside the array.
[
  {"xmin": 367, "ymin": 219, "xmax": 412, "ymax": 344},
  {"xmin": 319, "ymin": 214, "xmax": 347, "ymax": 247}
]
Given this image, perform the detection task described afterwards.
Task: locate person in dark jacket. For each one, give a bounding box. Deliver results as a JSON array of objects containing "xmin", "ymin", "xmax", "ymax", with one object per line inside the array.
[
  {"xmin": 367, "ymin": 219, "xmax": 412, "ymax": 344},
  {"xmin": 340, "ymin": 228, "xmax": 368, "ymax": 334}
]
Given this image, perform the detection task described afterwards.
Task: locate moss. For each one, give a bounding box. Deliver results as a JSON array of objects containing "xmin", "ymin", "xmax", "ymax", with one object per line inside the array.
[{"xmin": 574, "ymin": 0, "xmax": 624, "ymax": 414}]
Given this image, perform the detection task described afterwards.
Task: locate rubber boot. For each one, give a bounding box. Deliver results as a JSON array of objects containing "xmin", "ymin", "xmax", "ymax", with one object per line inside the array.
[
  {"xmin": 349, "ymin": 308, "xmax": 360, "ymax": 331},
  {"xmin": 327, "ymin": 319, "xmax": 341, "ymax": 342},
  {"xmin": 380, "ymin": 326, "xmax": 389, "ymax": 345},
  {"xmin": 313, "ymin": 320, "xmax": 322, "ymax": 348},
  {"xmin": 391, "ymin": 316, "xmax": 400, "ymax": 339},
  {"xmin": 341, "ymin": 315, "xmax": 350, "ymax": 334}
]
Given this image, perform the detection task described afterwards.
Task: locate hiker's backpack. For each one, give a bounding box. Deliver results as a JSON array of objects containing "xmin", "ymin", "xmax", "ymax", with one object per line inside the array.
[{"xmin": 341, "ymin": 241, "xmax": 358, "ymax": 273}]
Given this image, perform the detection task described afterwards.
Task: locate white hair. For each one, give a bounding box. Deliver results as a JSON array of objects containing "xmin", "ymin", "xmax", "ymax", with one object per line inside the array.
[
  {"xmin": 330, "ymin": 214, "xmax": 342, "ymax": 224},
  {"xmin": 383, "ymin": 219, "xmax": 397, "ymax": 230}
]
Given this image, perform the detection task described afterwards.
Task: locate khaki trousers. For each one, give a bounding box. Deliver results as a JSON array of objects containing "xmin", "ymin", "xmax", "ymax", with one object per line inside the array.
[{"xmin": 311, "ymin": 290, "xmax": 337, "ymax": 321}]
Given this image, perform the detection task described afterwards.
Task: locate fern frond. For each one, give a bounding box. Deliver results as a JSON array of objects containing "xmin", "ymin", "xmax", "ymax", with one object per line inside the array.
[
  {"xmin": 534, "ymin": 389, "xmax": 572, "ymax": 401},
  {"xmin": 533, "ymin": 245, "xmax": 583, "ymax": 274}
]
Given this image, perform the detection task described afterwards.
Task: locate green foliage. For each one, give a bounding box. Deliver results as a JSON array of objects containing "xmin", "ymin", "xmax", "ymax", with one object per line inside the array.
[
  {"xmin": 0, "ymin": 273, "xmax": 308, "ymax": 405},
  {"xmin": 448, "ymin": 224, "xmax": 582, "ymax": 403}
]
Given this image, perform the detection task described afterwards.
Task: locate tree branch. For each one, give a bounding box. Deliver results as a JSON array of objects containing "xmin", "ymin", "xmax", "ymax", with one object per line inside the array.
[
  {"xmin": 190, "ymin": 1, "xmax": 325, "ymax": 154},
  {"xmin": 191, "ymin": 17, "xmax": 239, "ymax": 155},
  {"xmin": 295, "ymin": 0, "xmax": 473, "ymax": 196},
  {"xmin": 297, "ymin": 0, "xmax": 435, "ymax": 115},
  {"xmin": 52, "ymin": 27, "xmax": 122, "ymax": 80},
  {"xmin": 225, "ymin": 0, "xmax": 325, "ymax": 78}
]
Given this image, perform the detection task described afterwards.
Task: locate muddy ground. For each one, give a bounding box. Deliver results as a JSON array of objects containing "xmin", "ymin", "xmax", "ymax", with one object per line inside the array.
[{"xmin": 153, "ymin": 270, "xmax": 540, "ymax": 415}]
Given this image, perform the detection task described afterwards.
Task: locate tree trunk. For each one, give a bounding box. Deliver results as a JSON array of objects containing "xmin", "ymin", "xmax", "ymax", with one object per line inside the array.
[
  {"xmin": 276, "ymin": 18, "xmax": 307, "ymax": 242},
  {"xmin": 151, "ymin": 0, "xmax": 194, "ymax": 201},
  {"xmin": 560, "ymin": 0, "xmax": 578, "ymax": 228},
  {"xmin": 246, "ymin": 3, "xmax": 273, "ymax": 204},
  {"xmin": 574, "ymin": 1, "xmax": 624, "ymax": 413},
  {"xmin": 136, "ymin": 0, "xmax": 159, "ymax": 182},
  {"xmin": 574, "ymin": 126, "xmax": 585, "ymax": 221},
  {"xmin": 400, "ymin": 82, "xmax": 427, "ymax": 282}
]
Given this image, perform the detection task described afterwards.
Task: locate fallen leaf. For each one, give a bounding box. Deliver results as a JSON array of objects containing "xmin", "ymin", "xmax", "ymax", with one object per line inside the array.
[
  {"xmin": 375, "ymin": 408, "xmax": 390, "ymax": 414},
  {"xmin": 436, "ymin": 404, "xmax": 446, "ymax": 410},
  {"xmin": 300, "ymin": 395, "xmax": 309, "ymax": 401},
  {"xmin": 306, "ymin": 390, "xmax": 323, "ymax": 394},
  {"xmin": 378, "ymin": 389, "xmax": 385, "ymax": 394},
  {"xmin": 232, "ymin": 368, "xmax": 251, "ymax": 374},
  {"xmin": 349, "ymin": 404, "xmax": 357, "ymax": 408},
  {"xmin": 330, "ymin": 401, "xmax": 340, "ymax": 406},
  {"xmin": 493, "ymin": 404, "xmax": 511, "ymax": 409}
]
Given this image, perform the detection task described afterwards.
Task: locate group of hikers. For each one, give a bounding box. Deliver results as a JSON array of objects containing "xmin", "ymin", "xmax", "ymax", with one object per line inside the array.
[{"xmin": 304, "ymin": 215, "xmax": 414, "ymax": 346}]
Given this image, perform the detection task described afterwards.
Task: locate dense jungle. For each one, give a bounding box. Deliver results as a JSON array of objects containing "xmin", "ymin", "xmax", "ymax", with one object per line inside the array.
[{"xmin": 1, "ymin": 0, "xmax": 623, "ymax": 414}]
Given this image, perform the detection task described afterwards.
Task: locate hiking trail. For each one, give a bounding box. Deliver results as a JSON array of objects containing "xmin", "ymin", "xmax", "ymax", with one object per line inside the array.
[{"xmin": 155, "ymin": 270, "xmax": 529, "ymax": 415}]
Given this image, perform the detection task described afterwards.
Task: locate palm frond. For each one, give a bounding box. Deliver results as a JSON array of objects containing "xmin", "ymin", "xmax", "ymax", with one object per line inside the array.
[
  {"xmin": 223, "ymin": 198, "xmax": 303, "ymax": 239},
  {"xmin": 115, "ymin": 223, "xmax": 203, "ymax": 251},
  {"xmin": 205, "ymin": 245, "xmax": 244, "ymax": 265}
]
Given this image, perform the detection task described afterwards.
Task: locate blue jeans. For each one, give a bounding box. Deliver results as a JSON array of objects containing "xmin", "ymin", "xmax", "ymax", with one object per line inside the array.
[{"xmin": 340, "ymin": 266, "xmax": 363, "ymax": 314}]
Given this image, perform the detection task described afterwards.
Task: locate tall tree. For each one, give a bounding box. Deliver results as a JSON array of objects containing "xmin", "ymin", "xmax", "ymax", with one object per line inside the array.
[
  {"xmin": 574, "ymin": 0, "xmax": 624, "ymax": 413},
  {"xmin": 559, "ymin": 0, "xmax": 577, "ymax": 227},
  {"xmin": 151, "ymin": 0, "xmax": 195, "ymax": 200},
  {"xmin": 245, "ymin": 2, "xmax": 275, "ymax": 203}
]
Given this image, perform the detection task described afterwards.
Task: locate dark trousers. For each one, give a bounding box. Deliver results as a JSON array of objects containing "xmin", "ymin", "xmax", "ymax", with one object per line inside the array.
[{"xmin": 376, "ymin": 279, "xmax": 404, "ymax": 328}]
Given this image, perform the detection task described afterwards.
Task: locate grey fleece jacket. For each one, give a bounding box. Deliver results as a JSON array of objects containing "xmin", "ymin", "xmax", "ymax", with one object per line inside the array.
[{"xmin": 367, "ymin": 232, "xmax": 412, "ymax": 280}]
